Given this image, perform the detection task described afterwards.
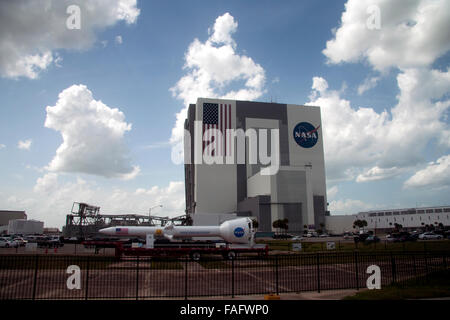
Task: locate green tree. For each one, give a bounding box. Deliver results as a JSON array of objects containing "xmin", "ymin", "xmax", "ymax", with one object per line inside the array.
[
  {"xmin": 251, "ymin": 219, "xmax": 259, "ymax": 230},
  {"xmin": 353, "ymin": 219, "xmax": 368, "ymax": 231}
]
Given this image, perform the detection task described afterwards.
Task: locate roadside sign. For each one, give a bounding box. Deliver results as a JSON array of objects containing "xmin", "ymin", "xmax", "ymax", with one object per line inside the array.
[
  {"xmin": 292, "ymin": 243, "xmax": 302, "ymax": 251},
  {"xmin": 327, "ymin": 241, "xmax": 336, "ymax": 250},
  {"xmin": 146, "ymin": 234, "xmax": 154, "ymax": 249},
  {"xmin": 25, "ymin": 242, "xmax": 37, "ymax": 251}
]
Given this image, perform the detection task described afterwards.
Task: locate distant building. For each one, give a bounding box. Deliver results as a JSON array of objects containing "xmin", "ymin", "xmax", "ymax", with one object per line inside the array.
[
  {"xmin": 43, "ymin": 227, "xmax": 60, "ymax": 235},
  {"xmin": 357, "ymin": 206, "xmax": 450, "ymax": 232},
  {"xmin": 325, "ymin": 215, "xmax": 357, "ymax": 235},
  {"xmin": 0, "ymin": 210, "xmax": 27, "ymax": 226},
  {"xmin": 8, "ymin": 219, "xmax": 43, "ymax": 235},
  {"xmin": 324, "ymin": 205, "xmax": 450, "ymax": 234}
]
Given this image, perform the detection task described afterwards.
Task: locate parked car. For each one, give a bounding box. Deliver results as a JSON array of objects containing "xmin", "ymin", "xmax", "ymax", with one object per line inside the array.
[
  {"xmin": 387, "ymin": 232, "xmax": 417, "ymax": 242},
  {"xmin": 364, "ymin": 235, "xmax": 380, "ymax": 244},
  {"xmin": 343, "ymin": 233, "xmax": 354, "ymax": 240},
  {"xmin": 0, "ymin": 237, "xmax": 19, "ymax": 248},
  {"xmin": 291, "ymin": 236, "xmax": 304, "ymax": 241},
  {"xmin": 418, "ymin": 232, "xmax": 443, "ymax": 240},
  {"xmin": 319, "ymin": 233, "xmax": 329, "ymax": 238},
  {"xmin": 12, "ymin": 237, "xmax": 27, "ymax": 246},
  {"xmin": 306, "ymin": 232, "xmax": 318, "ymax": 238},
  {"xmin": 273, "ymin": 234, "xmax": 293, "ymax": 239},
  {"xmin": 354, "ymin": 233, "xmax": 371, "ymax": 243}
]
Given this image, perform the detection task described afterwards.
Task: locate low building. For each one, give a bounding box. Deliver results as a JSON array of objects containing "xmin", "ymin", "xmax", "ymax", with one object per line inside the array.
[
  {"xmin": 8, "ymin": 219, "xmax": 44, "ymax": 235},
  {"xmin": 324, "ymin": 206, "xmax": 450, "ymax": 235},
  {"xmin": 357, "ymin": 206, "xmax": 450, "ymax": 233},
  {"xmin": 0, "ymin": 210, "xmax": 27, "ymax": 226},
  {"xmin": 325, "ymin": 215, "xmax": 357, "ymax": 235},
  {"xmin": 43, "ymin": 227, "xmax": 60, "ymax": 235}
]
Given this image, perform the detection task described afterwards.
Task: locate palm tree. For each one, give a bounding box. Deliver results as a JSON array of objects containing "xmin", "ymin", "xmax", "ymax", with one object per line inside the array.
[{"xmin": 251, "ymin": 219, "xmax": 259, "ymax": 230}]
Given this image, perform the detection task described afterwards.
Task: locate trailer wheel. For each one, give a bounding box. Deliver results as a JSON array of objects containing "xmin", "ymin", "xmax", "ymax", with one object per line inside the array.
[
  {"xmin": 190, "ymin": 251, "xmax": 201, "ymax": 261},
  {"xmin": 225, "ymin": 251, "xmax": 237, "ymax": 260}
]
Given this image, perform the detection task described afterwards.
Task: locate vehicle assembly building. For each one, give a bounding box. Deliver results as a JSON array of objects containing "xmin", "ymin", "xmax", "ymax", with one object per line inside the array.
[{"xmin": 184, "ymin": 98, "xmax": 328, "ymax": 233}]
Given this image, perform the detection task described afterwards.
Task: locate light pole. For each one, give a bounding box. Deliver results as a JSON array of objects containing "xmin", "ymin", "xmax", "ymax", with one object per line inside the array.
[{"xmin": 149, "ymin": 205, "xmax": 163, "ymax": 222}]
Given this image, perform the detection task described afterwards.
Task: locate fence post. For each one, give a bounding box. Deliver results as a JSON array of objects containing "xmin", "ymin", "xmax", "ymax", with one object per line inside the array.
[
  {"xmin": 316, "ymin": 253, "xmax": 320, "ymax": 293},
  {"xmin": 443, "ymin": 252, "xmax": 447, "ymax": 270},
  {"xmin": 32, "ymin": 255, "xmax": 39, "ymax": 300},
  {"xmin": 354, "ymin": 251, "xmax": 359, "ymax": 290},
  {"xmin": 184, "ymin": 258, "xmax": 188, "ymax": 300},
  {"xmin": 232, "ymin": 257, "xmax": 235, "ymax": 298},
  {"xmin": 136, "ymin": 256, "xmax": 139, "ymax": 300},
  {"xmin": 275, "ymin": 255, "xmax": 279, "ymax": 295},
  {"xmin": 390, "ymin": 252, "xmax": 396, "ymax": 285},
  {"xmin": 85, "ymin": 257, "xmax": 90, "ymax": 300}
]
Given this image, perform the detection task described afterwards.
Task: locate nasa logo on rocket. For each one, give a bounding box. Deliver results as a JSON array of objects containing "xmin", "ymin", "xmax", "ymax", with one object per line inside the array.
[
  {"xmin": 293, "ymin": 122, "xmax": 320, "ymax": 148},
  {"xmin": 234, "ymin": 227, "xmax": 245, "ymax": 238}
]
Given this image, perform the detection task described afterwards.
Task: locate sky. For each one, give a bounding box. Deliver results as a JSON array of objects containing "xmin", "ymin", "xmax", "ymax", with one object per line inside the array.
[{"xmin": 0, "ymin": 0, "xmax": 449, "ymax": 229}]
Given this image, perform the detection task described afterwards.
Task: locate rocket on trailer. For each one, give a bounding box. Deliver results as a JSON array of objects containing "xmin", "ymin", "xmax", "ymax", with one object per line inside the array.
[{"xmin": 99, "ymin": 217, "xmax": 255, "ymax": 245}]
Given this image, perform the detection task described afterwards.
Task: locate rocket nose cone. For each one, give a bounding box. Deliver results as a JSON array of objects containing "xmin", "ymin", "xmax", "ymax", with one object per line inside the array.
[{"xmin": 99, "ymin": 228, "xmax": 111, "ymax": 235}]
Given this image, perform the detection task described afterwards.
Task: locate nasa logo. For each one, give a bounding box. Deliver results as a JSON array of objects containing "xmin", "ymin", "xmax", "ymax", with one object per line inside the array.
[
  {"xmin": 234, "ymin": 227, "xmax": 245, "ymax": 238},
  {"xmin": 293, "ymin": 122, "xmax": 320, "ymax": 148}
]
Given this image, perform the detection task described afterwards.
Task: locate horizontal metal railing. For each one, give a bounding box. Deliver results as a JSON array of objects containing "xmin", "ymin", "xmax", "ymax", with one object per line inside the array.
[{"xmin": 0, "ymin": 251, "xmax": 448, "ymax": 300}]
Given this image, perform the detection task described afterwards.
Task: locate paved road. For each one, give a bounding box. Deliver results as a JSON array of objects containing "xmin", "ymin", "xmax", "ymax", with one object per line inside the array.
[{"xmin": 0, "ymin": 254, "xmax": 447, "ymax": 299}]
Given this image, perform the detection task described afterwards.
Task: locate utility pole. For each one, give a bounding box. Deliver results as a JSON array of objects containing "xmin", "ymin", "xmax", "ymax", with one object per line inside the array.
[{"xmin": 149, "ymin": 205, "xmax": 163, "ymax": 225}]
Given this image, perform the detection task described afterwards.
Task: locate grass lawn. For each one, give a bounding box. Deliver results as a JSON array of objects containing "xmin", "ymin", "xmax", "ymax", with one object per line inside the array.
[
  {"xmin": 256, "ymin": 239, "xmax": 450, "ymax": 253},
  {"xmin": 344, "ymin": 269, "xmax": 450, "ymax": 300}
]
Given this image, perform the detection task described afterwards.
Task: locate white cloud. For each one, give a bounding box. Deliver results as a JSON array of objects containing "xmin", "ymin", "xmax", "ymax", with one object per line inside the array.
[
  {"xmin": 18, "ymin": 139, "xmax": 32, "ymax": 150},
  {"xmin": 170, "ymin": 12, "xmax": 266, "ymax": 149},
  {"xmin": 34, "ymin": 173, "xmax": 59, "ymax": 193},
  {"xmin": 404, "ymin": 155, "xmax": 450, "ymax": 189},
  {"xmin": 327, "ymin": 185, "xmax": 339, "ymax": 199},
  {"xmin": 356, "ymin": 166, "xmax": 402, "ymax": 182},
  {"xmin": 307, "ymin": 68, "xmax": 450, "ymax": 182},
  {"xmin": 44, "ymin": 84, "xmax": 139, "ymax": 180},
  {"xmin": 323, "ymin": 0, "xmax": 450, "ymax": 72},
  {"xmin": 3, "ymin": 176, "xmax": 185, "ymax": 228},
  {"xmin": 357, "ymin": 76, "xmax": 380, "ymax": 95},
  {"xmin": 0, "ymin": 144, "xmax": 5, "ymax": 149},
  {"xmin": 329, "ymin": 198, "xmax": 373, "ymax": 215},
  {"xmin": 115, "ymin": 35, "xmax": 123, "ymax": 45},
  {"xmin": 0, "ymin": 0, "xmax": 140, "ymax": 79},
  {"xmin": 208, "ymin": 12, "xmax": 238, "ymax": 47}
]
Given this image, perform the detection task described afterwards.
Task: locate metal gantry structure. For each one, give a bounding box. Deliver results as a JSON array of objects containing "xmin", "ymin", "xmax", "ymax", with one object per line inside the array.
[{"xmin": 63, "ymin": 202, "xmax": 190, "ymax": 238}]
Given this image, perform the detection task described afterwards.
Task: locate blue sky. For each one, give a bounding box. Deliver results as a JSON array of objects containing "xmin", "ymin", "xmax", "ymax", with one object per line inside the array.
[{"xmin": 0, "ymin": 0, "xmax": 449, "ymax": 228}]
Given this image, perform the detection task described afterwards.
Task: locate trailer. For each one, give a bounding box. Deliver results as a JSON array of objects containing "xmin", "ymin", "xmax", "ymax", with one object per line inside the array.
[{"xmin": 82, "ymin": 241, "xmax": 269, "ymax": 260}]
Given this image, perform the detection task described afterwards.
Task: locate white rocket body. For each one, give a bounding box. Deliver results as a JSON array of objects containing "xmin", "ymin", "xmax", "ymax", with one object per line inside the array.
[{"xmin": 99, "ymin": 217, "xmax": 255, "ymax": 245}]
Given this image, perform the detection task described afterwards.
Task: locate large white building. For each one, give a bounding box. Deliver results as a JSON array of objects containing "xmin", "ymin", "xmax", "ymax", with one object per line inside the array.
[
  {"xmin": 324, "ymin": 206, "xmax": 450, "ymax": 235},
  {"xmin": 184, "ymin": 98, "xmax": 327, "ymax": 233},
  {"xmin": 357, "ymin": 206, "xmax": 450, "ymax": 231}
]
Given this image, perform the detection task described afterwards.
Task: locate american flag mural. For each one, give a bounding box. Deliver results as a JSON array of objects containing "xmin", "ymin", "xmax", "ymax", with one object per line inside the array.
[
  {"xmin": 115, "ymin": 227, "xmax": 128, "ymax": 235},
  {"xmin": 202, "ymin": 102, "xmax": 232, "ymax": 156}
]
